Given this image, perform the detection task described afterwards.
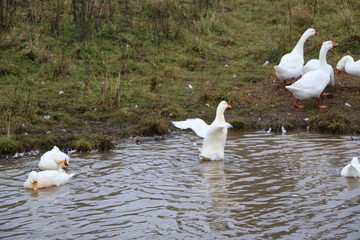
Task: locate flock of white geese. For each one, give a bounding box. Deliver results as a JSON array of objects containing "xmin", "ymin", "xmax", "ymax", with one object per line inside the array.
[
  {"xmin": 274, "ymin": 28, "xmax": 360, "ymax": 109},
  {"xmin": 24, "ymin": 29, "xmax": 360, "ymax": 191}
]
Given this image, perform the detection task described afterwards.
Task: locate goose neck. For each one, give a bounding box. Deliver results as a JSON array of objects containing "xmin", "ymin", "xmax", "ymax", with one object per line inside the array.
[
  {"xmin": 214, "ymin": 109, "xmax": 225, "ymax": 123},
  {"xmin": 292, "ymin": 33, "xmax": 310, "ymax": 55},
  {"xmin": 345, "ymin": 56, "xmax": 354, "ymax": 66},
  {"xmin": 337, "ymin": 56, "xmax": 351, "ymax": 70},
  {"xmin": 318, "ymin": 46, "xmax": 329, "ymax": 68}
]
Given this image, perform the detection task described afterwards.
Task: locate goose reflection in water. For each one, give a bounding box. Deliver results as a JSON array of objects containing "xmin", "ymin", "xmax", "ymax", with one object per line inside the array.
[
  {"xmin": 199, "ymin": 160, "xmax": 228, "ymax": 196},
  {"xmin": 198, "ymin": 160, "xmax": 242, "ymax": 232},
  {"xmin": 344, "ymin": 178, "xmax": 360, "ymax": 191}
]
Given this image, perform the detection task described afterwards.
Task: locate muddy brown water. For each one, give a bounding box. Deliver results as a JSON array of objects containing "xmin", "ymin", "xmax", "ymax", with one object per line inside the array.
[{"xmin": 1, "ymin": 132, "xmax": 360, "ymax": 239}]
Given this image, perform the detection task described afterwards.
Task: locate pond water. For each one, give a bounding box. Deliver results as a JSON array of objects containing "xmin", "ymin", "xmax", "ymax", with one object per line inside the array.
[{"xmin": 1, "ymin": 132, "xmax": 360, "ymax": 240}]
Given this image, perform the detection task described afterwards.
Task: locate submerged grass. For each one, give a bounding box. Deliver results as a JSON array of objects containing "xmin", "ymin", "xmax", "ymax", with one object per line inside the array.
[
  {"xmin": 266, "ymin": 120, "xmax": 297, "ymax": 133},
  {"xmin": 308, "ymin": 114, "xmax": 351, "ymax": 134},
  {"xmin": 0, "ymin": 138, "xmax": 18, "ymax": 156}
]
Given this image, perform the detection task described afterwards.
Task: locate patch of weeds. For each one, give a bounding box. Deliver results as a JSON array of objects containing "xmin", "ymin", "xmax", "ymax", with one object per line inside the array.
[
  {"xmin": 180, "ymin": 56, "xmax": 203, "ymax": 71},
  {"xmin": 160, "ymin": 104, "xmax": 187, "ymax": 120},
  {"xmin": 218, "ymin": 37, "xmax": 236, "ymax": 47},
  {"xmin": 41, "ymin": 134, "xmax": 59, "ymax": 150},
  {"xmin": 229, "ymin": 120, "xmax": 246, "ymax": 130},
  {"xmin": 134, "ymin": 118, "xmax": 169, "ymax": 137},
  {"xmin": 200, "ymin": 13, "xmax": 227, "ymax": 36},
  {"xmin": 12, "ymin": 134, "xmax": 35, "ymax": 153},
  {"xmin": 72, "ymin": 43, "xmax": 98, "ymax": 60},
  {"xmin": 163, "ymin": 66, "xmax": 181, "ymax": 80},
  {"xmin": 49, "ymin": 53, "xmax": 71, "ymax": 77},
  {"xmin": 267, "ymin": 120, "xmax": 296, "ymax": 133},
  {"xmin": 71, "ymin": 134, "xmax": 114, "ymax": 152},
  {"xmin": 229, "ymin": 119, "xmax": 261, "ymax": 131},
  {"xmin": 335, "ymin": 1, "xmax": 354, "ymax": 34},
  {"xmin": 258, "ymin": 30, "xmax": 288, "ymax": 63},
  {"xmin": 291, "ymin": 4, "xmax": 314, "ymax": 27},
  {"xmin": 21, "ymin": 41, "xmax": 49, "ymax": 62},
  {"xmin": 13, "ymin": 122, "xmax": 29, "ymax": 135},
  {"xmin": 122, "ymin": 60, "xmax": 142, "ymax": 74},
  {"xmin": 198, "ymin": 90, "xmax": 230, "ymax": 106},
  {"xmin": 30, "ymin": 114, "xmax": 57, "ymax": 125},
  {"xmin": 338, "ymin": 35, "xmax": 360, "ymax": 54},
  {"xmin": 109, "ymin": 109, "xmax": 134, "ymax": 128},
  {"xmin": 242, "ymin": 76, "xmax": 265, "ymax": 83},
  {"xmin": 72, "ymin": 138, "xmax": 95, "ymax": 152},
  {"xmin": 37, "ymin": 133, "xmax": 77, "ymax": 151},
  {"xmin": 245, "ymin": 120, "xmax": 262, "ymax": 130},
  {"xmin": 81, "ymin": 111, "xmax": 103, "ymax": 121},
  {"xmin": 0, "ymin": 60, "xmax": 19, "ymax": 76},
  {"xmin": 0, "ymin": 137, "xmax": 18, "ymax": 156},
  {"xmin": 149, "ymin": 76, "xmax": 161, "ymax": 92},
  {"xmin": 352, "ymin": 124, "xmax": 360, "ymax": 134},
  {"xmin": 96, "ymin": 135, "xmax": 115, "ymax": 152},
  {"xmin": 308, "ymin": 114, "xmax": 351, "ymax": 134},
  {"xmin": 52, "ymin": 113, "xmax": 73, "ymax": 123}
]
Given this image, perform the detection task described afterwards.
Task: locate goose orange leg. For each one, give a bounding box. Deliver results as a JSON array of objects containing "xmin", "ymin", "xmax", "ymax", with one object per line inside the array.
[
  {"xmin": 294, "ymin": 99, "xmax": 304, "ymax": 109},
  {"xmin": 315, "ymin": 98, "xmax": 329, "ymax": 109}
]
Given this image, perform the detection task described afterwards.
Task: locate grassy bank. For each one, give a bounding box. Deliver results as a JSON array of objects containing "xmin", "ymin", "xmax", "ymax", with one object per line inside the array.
[{"xmin": 1, "ymin": 0, "xmax": 360, "ymax": 157}]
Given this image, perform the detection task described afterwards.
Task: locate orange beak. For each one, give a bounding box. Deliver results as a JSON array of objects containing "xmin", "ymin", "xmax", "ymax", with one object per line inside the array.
[
  {"xmin": 335, "ymin": 68, "xmax": 342, "ymax": 74},
  {"xmin": 60, "ymin": 160, "xmax": 69, "ymax": 167},
  {"xmin": 227, "ymin": 105, "xmax": 232, "ymax": 109},
  {"xmin": 315, "ymin": 31, "xmax": 319, "ymax": 35},
  {"xmin": 33, "ymin": 182, "xmax": 38, "ymax": 191},
  {"xmin": 332, "ymin": 42, "xmax": 338, "ymax": 47}
]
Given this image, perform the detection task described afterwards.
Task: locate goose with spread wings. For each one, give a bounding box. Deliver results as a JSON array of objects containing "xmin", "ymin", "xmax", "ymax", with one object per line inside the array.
[{"xmin": 172, "ymin": 101, "xmax": 232, "ymax": 161}]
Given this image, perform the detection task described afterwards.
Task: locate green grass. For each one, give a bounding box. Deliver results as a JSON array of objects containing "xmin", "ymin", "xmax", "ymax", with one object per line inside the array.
[
  {"xmin": 0, "ymin": 0, "xmax": 359, "ymax": 156},
  {"xmin": 0, "ymin": 137, "xmax": 18, "ymax": 155}
]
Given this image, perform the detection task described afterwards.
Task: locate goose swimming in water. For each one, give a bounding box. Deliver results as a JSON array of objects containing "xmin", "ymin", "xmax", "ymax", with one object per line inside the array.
[
  {"xmin": 341, "ymin": 157, "xmax": 360, "ymax": 178},
  {"xmin": 24, "ymin": 170, "xmax": 74, "ymax": 190},
  {"xmin": 172, "ymin": 101, "xmax": 232, "ymax": 161},
  {"xmin": 38, "ymin": 146, "xmax": 70, "ymax": 170}
]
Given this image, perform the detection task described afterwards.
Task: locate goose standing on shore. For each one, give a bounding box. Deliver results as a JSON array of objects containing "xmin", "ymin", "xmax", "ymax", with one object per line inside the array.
[
  {"xmin": 286, "ymin": 41, "xmax": 338, "ymax": 108},
  {"xmin": 303, "ymin": 59, "xmax": 335, "ymax": 87},
  {"xmin": 274, "ymin": 28, "xmax": 319, "ymax": 85},
  {"xmin": 172, "ymin": 101, "xmax": 232, "ymax": 161},
  {"xmin": 335, "ymin": 55, "xmax": 360, "ymax": 77},
  {"xmin": 302, "ymin": 53, "xmax": 336, "ymax": 96}
]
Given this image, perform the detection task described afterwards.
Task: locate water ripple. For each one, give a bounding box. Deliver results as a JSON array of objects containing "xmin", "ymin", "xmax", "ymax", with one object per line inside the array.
[{"xmin": 0, "ymin": 132, "xmax": 359, "ymax": 239}]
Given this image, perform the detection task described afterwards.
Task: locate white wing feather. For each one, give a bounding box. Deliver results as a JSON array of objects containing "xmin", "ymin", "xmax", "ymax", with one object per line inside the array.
[{"xmin": 172, "ymin": 118, "xmax": 209, "ymax": 138}]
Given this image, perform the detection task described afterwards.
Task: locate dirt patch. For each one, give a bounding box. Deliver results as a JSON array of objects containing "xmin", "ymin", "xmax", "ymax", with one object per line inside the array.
[{"xmin": 228, "ymin": 73, "xmax": 360, "ymax": 133}]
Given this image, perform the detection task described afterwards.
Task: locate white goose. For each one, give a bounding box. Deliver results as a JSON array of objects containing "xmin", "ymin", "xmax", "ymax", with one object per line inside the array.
[
  {"xmin": 38, "ymin": 146, "xmax": 70, "ymax": 170},
  {"xmin": 341, "ymin": 157, "xmax": 360, "ymax": 178},
  {"xmin": 303, "ymin": 59, "xmax": 335, "ymax": 87},
  {"xmin": 286, "ymin": 41, "xmax": 338, "ymax": 108},
  {"xmin": 172, "ymin": 101, "xmax": 232, "ymax": 161},
  {"xmin": 274, "ymin": 28, "xmax": 318, "ymax": 83},
  {"xmin": 24, "ymin": 170, "xmax": 74, "ymax": 190},
  {"xmin": 335, "ymin": 55, "xmax": 360, "ymax": 77}
]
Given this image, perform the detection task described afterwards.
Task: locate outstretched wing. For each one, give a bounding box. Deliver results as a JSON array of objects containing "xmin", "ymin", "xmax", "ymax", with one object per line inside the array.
[{"xmin": 172, "ymin": 118, "xmax": 209, "ymax": 138}]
